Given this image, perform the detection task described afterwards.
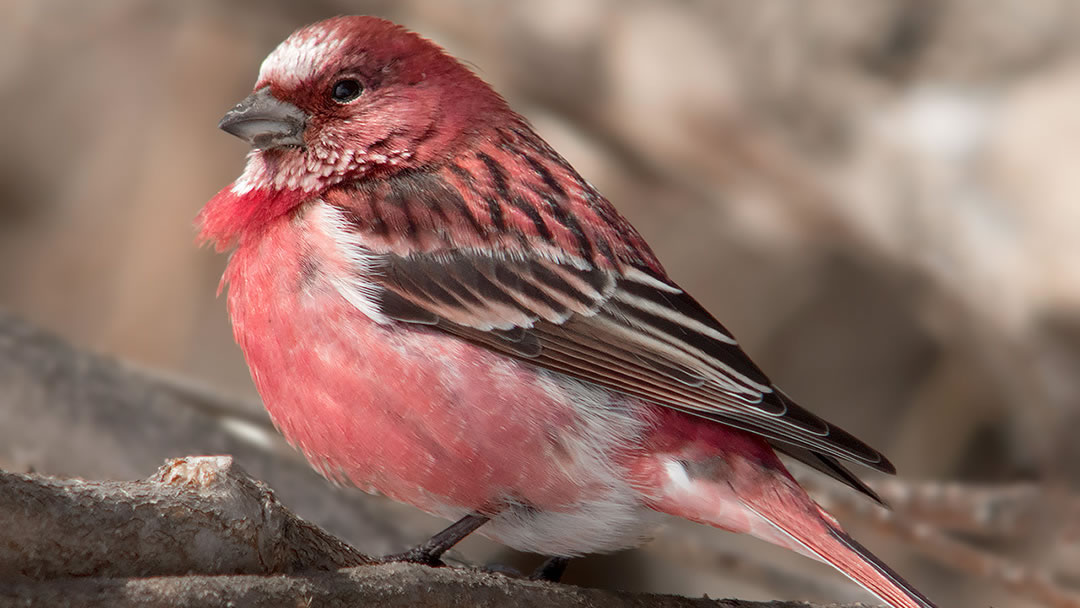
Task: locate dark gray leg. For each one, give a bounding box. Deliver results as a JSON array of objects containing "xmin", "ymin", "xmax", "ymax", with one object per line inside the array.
[
  {"xmin": 530, "ymin": 556, "xmax": 570, "ymax": 582},
  {"xmin": 383, "ymin": 513, "xmax": 490, "ymax": 566}
]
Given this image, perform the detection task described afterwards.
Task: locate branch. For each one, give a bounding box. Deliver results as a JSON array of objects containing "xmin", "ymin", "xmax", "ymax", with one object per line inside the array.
[
  {"xmin": 792, "ymin": 467, "xmax": 1080, "ymax": 543},
  {"xmin": 0, "ymin": 456, "xmax": 868, "ymax": 608},
  {"xmin": 0, "ymin": 564, "xmax": 856, "ymax": 608},
  {"xmin": 1, "ymin": 456, "xmax": 371, "ymax": 581},
  {"xmin": 860, "ymin": 478, "xmax": 1078, "ymax": 541}
]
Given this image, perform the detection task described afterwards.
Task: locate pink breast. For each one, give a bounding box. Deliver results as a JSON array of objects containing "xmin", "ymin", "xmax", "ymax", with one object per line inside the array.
[{"xmin": 224, "ymin": 215, "xmax": 623, "ymax": 515}]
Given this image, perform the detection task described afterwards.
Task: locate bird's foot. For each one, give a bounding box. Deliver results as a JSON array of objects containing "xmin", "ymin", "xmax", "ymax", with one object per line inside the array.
[
  {"xmin": 379, "ymin": 546, "xmax": 447, "ymax": 567},
  {"xmin": 378, "ymin": 513, "xmax": 490, "ymax": 567},
  {"xmin": 529, "ymin": 556, "xmax": 570, "ymax": 582}
]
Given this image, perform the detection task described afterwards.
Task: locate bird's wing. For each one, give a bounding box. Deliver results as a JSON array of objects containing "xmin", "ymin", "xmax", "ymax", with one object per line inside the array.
[{"xmin": 348, "ymin": 242, "xmax": 894, "ymax": 476}]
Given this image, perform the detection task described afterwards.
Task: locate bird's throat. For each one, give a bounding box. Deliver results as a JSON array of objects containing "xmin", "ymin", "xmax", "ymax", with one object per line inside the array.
[{"xmin": 197, "ymin": 184, "xmax": 308, "ymax": 251}]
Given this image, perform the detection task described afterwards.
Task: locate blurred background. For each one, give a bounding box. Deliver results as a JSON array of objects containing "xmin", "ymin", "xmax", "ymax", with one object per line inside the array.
[{"xmin": 2, "ymin": 1, "xmax": 1079, "ymax": 606}]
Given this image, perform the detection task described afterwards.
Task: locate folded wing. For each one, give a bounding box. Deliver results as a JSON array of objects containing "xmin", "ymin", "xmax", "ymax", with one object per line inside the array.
[{"xmin": 367, "ymin": 246, "xmax": 894, "ymax": 479}]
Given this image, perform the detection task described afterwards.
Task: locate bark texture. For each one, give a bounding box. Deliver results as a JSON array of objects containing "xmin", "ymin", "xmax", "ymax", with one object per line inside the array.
[{"xmin": 0, "ymin": 455, "xmax": 867, "ymax": 608}]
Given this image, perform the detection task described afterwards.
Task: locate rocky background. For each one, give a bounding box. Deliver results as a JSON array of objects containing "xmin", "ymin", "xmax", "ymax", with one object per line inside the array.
[{"xmin": 2, "ymin": 1, "xmax": 1079, "ymax": 607}]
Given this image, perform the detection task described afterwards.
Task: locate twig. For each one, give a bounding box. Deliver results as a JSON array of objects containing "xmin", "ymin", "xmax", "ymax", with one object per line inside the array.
[
  {"xmin": 809, "ymin": 478, "xmax": 1080, "ymax": 608},
  {"xmin": 798, "ymin": 474, "xmax": 1080, "ymax": 542}
]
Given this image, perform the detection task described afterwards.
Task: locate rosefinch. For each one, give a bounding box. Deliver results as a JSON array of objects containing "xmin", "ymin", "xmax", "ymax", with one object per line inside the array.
[{"xmin": 199, "ymin": 16, "xmax": 936, "ymax": 608}]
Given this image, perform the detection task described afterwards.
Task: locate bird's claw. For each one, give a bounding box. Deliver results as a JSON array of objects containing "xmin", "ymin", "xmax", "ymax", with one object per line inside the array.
[{"xmin": 529, "ymin": 556, "xmax": 570, "ymax": 582}]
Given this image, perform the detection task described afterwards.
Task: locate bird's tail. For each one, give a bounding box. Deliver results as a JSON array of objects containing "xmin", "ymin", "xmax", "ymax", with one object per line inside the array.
[
  {"xmin": 646, "ymin": 454, "xmax": 937, "ymax": 608},
  {"xmin": 737, "ymin": 487, "xmax": 937, "ymax": 608}
]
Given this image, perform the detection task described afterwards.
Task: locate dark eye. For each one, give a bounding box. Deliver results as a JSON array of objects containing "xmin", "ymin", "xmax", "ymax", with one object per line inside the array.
[{"xmin": 330, "ymin": 79, "xmax": 363, "ymax": 103}]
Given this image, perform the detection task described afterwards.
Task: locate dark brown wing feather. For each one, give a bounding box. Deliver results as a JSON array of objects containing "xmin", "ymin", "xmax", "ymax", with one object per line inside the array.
[
  {"xmin": 771, "ymin": 442, "xmax": 887, "ymax": 506},
  {"xmin": 372, "ymin": 248, "xmax": 895, "ymax": 477}
]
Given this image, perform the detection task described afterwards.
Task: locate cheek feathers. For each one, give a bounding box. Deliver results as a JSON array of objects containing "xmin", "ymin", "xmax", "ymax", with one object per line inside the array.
[{"xmin": 234, "ymin": 143, "xmax": 415, "ymax": 196}]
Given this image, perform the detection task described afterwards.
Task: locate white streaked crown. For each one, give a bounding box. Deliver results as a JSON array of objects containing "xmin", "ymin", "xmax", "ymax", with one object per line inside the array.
[{"xmin": 258, "ymin": 22, "xmax": 346, "ymax": 86}]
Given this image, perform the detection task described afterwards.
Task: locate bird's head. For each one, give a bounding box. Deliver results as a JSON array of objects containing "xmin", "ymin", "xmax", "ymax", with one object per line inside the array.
[{"xmin": 199, "ymin": 16, "xmax": 511, "ymax": 248}]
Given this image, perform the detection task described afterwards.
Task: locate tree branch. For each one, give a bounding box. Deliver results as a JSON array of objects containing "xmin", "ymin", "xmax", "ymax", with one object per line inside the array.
[
  {"xmin": 1, "ymin": 456, "xmax": 371, "ymax": 581},
  {"xmin": 0, "ymin": 563, "xmax": 860, "ymax": 608},
  {"xmin": 0, "ymin": 455, "xmax": 868, "ymax": 608}
]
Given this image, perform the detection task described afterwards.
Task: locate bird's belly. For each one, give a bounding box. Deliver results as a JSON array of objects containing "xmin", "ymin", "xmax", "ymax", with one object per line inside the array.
[{"xmin": 224, "ymin": 221, "xmax": 660, "ymax": 554}]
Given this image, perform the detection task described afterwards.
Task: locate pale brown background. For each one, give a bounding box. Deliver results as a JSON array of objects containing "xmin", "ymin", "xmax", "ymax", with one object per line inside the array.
[{"xmin": 2, "ymin": 1, "xmax": 1079, "ymax": 607}]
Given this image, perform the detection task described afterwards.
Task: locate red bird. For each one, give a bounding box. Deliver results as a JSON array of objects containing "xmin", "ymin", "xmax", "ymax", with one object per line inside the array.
[{"xmin": 200, "ymin": 16, "xmax": 936, "ymax": 608}]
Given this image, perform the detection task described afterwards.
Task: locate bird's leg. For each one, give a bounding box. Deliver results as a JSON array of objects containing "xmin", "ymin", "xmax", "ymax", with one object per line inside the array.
[
  {"xmin": 529, "ymin": 556, "xmax": 570, "ymax": 582},
  {"xmin": 382, "ymin": 513, "xmax": 490, "ymax": 566}
]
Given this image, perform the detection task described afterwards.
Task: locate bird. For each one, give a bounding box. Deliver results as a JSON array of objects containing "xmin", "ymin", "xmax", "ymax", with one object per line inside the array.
[{"xmin": 198, "ymin": 15, "xmax": 937, "ymax": 608}]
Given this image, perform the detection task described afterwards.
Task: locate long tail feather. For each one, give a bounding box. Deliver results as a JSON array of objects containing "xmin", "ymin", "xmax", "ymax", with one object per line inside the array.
[
  {"xmin": 739, "ymin": 488, "xmax": 937, "ymax": 608},
  {"xmin": 640, "ymin": 432, "xmax": 936, "ymax": 607}
]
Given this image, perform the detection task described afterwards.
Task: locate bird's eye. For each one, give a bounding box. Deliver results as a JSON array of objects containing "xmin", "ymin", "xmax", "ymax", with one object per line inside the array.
[{"xmin": 331, "ymin": 79, "xmax": 363, "ymax": 103}]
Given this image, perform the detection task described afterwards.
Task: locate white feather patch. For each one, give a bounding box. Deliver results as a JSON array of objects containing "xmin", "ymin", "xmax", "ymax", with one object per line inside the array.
[
  {"xmin": 612, "ymin": 289, "xmax": 739, "ymax": 346},
  {"xmin": 312, "ymin": 203, "xmax": 388, "ymax": 324},
  {"xmin": 664, "ymin": 459, "xmax": 693, "ymax": 490},
  {"xmin": 621, "ymin": 266, "xmax": 682, "ymax": 293},
  {"xmin": 471, "ymin": 373, "xmax": 660, "ymax": 556}
]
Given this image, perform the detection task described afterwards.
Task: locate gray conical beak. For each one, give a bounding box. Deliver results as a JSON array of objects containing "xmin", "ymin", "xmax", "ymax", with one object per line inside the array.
[{"xmin": 218, "ymin": 87, "xmax": 308, "ymax": 149}]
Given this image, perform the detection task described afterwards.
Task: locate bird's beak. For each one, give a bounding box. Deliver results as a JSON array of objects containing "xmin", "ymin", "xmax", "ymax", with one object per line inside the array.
[{"xmin": 218, "ymin": 87, "xmax": 308, "ymax": 149}]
